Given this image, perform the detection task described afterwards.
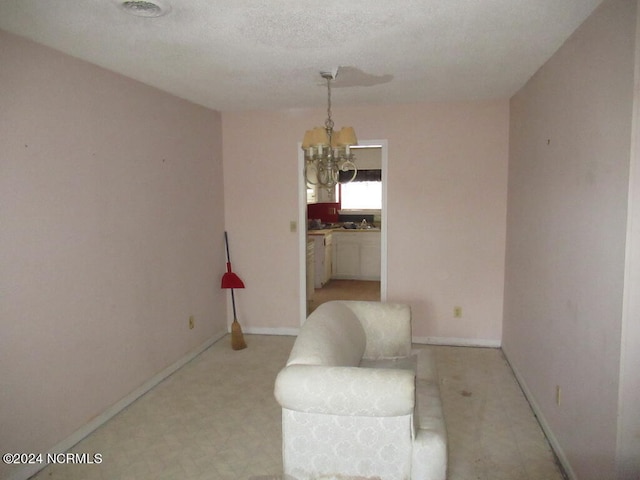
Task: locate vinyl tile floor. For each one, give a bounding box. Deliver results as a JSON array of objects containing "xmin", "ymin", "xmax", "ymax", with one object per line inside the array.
[
  {"xmin": 308, "ymin": 280, "xmax": 381, "ymax": 314},
  {"xmin": 31, "ymin": 335, "xmax": 565, "ymax": 480}
]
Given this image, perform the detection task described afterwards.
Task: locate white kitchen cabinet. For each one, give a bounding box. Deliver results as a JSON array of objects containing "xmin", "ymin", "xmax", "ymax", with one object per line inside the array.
[
  {"xmin": 306, "ymin": 239, "xmax": 315, "ymax": 313},
  {"xmin": 360, "ymin": 241, "xmax": 382, "ymax": 279},
  {"xmin": 309, "ymin": 232, "xmax": 333, "ymax": 288},
  {"xmin": 331, "ymin": 231, "xmax": 381, "ymax": 280},
  {"xmin": 323, "ymin": 234, "xmax": 333, "ymax": 285},
  {"xmin": 334, "ymin": 240, "xmax": 360, "ymax": 277}
]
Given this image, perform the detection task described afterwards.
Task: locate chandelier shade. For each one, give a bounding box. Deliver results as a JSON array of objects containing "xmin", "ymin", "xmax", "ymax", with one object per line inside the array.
[
  {"xmin": 335, "ymin": 126, "xmax": 357, "ymax": 147},
  {"xmin": 302, "ymin": 71, "xmax": 358, "ymax": 193},
  {"xmin": 302, "ymin": 127, "xmax": 329, "ymax": 149}
]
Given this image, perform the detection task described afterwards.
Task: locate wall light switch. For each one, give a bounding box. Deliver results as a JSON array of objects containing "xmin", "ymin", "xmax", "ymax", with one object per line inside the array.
[{"xmin": 290, "ymin": 221, "xmax": 297, "ymax": 233}]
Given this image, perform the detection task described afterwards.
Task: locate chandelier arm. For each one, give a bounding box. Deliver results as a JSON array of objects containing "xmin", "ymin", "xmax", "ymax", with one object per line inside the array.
[
  {"xmin": 304, "ymin": 161, "xmax": 319, "ymax": 186},
  {"xmin": 338, "ymin": 160, "xmax": 358, "ymax": 184}
]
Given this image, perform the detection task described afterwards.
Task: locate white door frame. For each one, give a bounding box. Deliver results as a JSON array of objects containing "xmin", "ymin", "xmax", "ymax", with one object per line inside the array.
[{"xmin": 298, "ymin": 139, "xmax": 388, "ymax": 325}]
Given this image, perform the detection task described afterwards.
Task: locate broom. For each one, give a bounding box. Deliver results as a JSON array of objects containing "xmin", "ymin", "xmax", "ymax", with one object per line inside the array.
[
  {"xmin": 228, "ymin": 287, "xmax": 247, "ymax": 350},
  {"xmin": 222, "ymin": 231, "xmax": 247, "ymax": 350}
]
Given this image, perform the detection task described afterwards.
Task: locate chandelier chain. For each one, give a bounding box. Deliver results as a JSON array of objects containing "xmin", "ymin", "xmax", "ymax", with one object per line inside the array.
[{"xmin": 324, "ymin": 76, "xmax": 334, "ymax": 133}]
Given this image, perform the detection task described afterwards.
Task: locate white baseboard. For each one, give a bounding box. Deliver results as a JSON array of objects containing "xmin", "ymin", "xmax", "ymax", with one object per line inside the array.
[
  {"xmin": 413, "ymin": 336, "xmax": 501, "ymax": 348},
  {"xmin": 240, "ymin": 326, "xmax": 299, "ymax": 336},
  {"xmin": 502, "ymin": 345, "xmax": 575, "ymax": 480},
  {"xmin": 240, "ymin": 330, "xmax": 500, "ymax": 347},
  {"xmin": 7, "ymin": 330, "xmax": 227, "ymax": 480}
]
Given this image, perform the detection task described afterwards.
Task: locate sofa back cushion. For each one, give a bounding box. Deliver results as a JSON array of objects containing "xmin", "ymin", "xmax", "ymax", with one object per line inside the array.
[
  {"xmin": 287, "ymin": 301, "xmax": 366, "ymax": 367},
  {"xmin": 341, "ymin": 301, "xmax": 412, "ymax": 359}
]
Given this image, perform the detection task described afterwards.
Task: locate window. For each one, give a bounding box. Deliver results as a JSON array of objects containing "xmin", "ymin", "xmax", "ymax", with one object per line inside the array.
[{"xmin": 340, "ymin": 181, "xmax": 382, "ymax": 209}]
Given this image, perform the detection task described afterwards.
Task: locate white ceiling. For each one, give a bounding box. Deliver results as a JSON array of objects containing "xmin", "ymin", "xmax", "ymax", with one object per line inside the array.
[{"xmin": 0, "ymin": 0, "xmax": 603, "ymax": 112}]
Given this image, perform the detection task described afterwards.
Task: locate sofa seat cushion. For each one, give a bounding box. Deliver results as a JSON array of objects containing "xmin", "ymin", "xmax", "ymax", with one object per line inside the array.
[
  {"xmin": 359, "ymin": 354, "xmax": 417, "ymax": 373},
  {"xmin": 286, "ymin": 301, "xmax": 366, "ymax": 367}
]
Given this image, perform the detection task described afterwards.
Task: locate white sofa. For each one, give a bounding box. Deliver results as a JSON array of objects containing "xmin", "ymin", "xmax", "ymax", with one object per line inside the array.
[{"xmin": 274, "ymin": 300, "xmax": 447, "ymax": 480}]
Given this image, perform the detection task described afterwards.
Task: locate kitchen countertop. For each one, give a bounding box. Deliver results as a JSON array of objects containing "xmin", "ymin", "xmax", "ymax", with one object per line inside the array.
[{"xmin": 307, "ymin": 227, "xmax": 381, "ymax": 235}]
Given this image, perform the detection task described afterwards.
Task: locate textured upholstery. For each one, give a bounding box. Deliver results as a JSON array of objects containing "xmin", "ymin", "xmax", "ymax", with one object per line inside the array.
[
  {"xmin": 286, "ymin": 302, "xmax": 366, "ymax": 367},
  {"xmin": 281, "ymin": 410, "xmax": 414, "ymax": 480},
  {"xmin": 275, "ymin": 365, "xmax": 415, "ymax": 416},
  {"xmin": 341, "ymin": 301, "xmax": 412, "ymax": 360},
  {"xmin": 274, "ymin": 301, "xmax": 447, "ymax": 480}
]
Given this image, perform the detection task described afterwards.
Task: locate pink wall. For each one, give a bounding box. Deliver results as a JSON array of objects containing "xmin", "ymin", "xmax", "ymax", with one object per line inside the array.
[
  {"xmin": 382, "ymin": 102, "xmax": 508, "ymax": 343},
  {"xmin": 503, "ymin": 1, "xmax": 637, "ymax": 478},
  {"xmin": 618, "ymin": 7, "xmax": 640, "ymax": 475},
  {"xmin": 222, "ymin": 100, "xmax": 508, "ymax": 343},
  {"xmin": 0, "ymin": 30, "xmax": 226, "ymax": 479}
]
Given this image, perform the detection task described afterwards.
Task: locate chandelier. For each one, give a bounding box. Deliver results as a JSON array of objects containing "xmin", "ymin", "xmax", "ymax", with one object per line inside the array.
[{"xmin": 302, "ymin": 71, "xmax": 358, "ymax": 194}]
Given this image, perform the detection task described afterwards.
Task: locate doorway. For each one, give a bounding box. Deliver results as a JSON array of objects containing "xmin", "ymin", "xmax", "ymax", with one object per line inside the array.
[
  {"xmin": 298, "ymin": 140, "xmax": 388, "ymax": 324},
  {"xmin": 308, "ymin": 280, "xmax": 380, "ymax": 313}
]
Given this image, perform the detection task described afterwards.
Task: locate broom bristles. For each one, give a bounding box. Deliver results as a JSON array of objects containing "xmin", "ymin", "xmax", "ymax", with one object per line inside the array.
[{"xmin": 231, "ymin": 319, "xmax": 247, "ymax": 350}]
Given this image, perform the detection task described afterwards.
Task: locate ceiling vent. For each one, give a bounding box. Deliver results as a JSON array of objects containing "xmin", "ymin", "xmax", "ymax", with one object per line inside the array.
[{"xmin": 116, "ymin": 1, "xmax": 170, "ymax": 18}]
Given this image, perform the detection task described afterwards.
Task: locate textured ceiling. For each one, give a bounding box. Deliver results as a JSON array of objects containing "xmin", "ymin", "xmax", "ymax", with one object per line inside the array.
[{"xmin": 0, "ymin": 0, "xmax": 603, "ymax": 111}]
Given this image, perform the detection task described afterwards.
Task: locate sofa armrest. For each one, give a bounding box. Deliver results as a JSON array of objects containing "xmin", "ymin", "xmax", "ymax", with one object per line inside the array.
[{"xmin": 274, "ymin": 364, "xmax": 415, "ymax": 417}]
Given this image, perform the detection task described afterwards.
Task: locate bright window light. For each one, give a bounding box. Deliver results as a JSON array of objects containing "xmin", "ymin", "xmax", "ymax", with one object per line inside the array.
[{"xmin": 341, "ymin": 181, "xmax": 382, "ymax": 210}]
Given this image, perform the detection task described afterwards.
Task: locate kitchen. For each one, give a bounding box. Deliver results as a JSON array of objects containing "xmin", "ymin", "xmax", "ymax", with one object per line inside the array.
[{"xmin": 305, "ymin": 145, "xmax": 383, "ymax": 314}]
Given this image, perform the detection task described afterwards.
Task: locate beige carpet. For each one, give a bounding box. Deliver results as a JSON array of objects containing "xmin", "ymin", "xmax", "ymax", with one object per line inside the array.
[{"xmin": 31, "ymin": 335, "xmax": 564, "ymax": 480}]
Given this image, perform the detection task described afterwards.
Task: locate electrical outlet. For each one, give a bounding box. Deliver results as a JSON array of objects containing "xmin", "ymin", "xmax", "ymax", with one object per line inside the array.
[
  {"xmin": 189, "ymin": 315, "xmax": 195, "ymax": 330},
  {"xmin": 453, "ymin": 306, "xmax": 462, "ymax": 318},
  {"xmin": 556, "ymin": 385, "xmax": 561, "ymax": 406}
]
